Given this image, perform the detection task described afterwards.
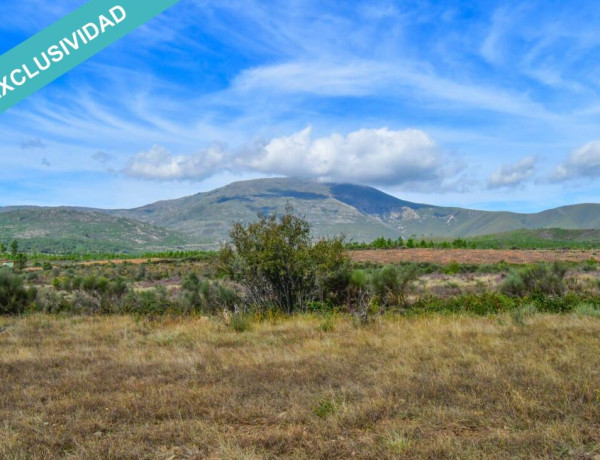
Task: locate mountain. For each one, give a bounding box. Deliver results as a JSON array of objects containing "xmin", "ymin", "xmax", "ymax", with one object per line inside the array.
[
  {"xmin": 1, "ymin": 178, "xmax": 599, "ymax": 253},
  {"xmin": 111, "ymin": 178, "xmax": 600, "ymax": 244},
  {"xmin": 0, "ymin": 208, "xmax": 192, "ymax": 254}
]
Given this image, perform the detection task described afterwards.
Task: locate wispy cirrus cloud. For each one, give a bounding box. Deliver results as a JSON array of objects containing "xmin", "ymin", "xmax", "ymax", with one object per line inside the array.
[{"xmin": 1, "ymin": 0, "xmax": 600, "ymax": 210}]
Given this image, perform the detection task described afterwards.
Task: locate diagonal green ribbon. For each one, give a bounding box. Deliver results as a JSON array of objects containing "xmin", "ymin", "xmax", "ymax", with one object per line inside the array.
[{"xmin": 0, "ymin": 0, "xmax": 181, "ymax": 114}]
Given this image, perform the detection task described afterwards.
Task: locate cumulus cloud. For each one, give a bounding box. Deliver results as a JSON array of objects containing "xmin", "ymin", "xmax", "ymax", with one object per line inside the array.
[
  {"xmin": 21, "ymin": 137, "xmax": 46, "ymax": 150},
  {"xmin": 551, "ymin": 141, "xmax": 600, "ymax": 182},
  {"xmin": 124, "ymin": 144, "xmax": 226, "ymax": 181},
  {"xmin": 243, "ymin": 127, "xmax": 447, "ymax": 187},
  {"xmin": 123, "ymin": 127, "xmax": 461, "ymax": 188},
  {"xmin": 487, "ymin": 156, "xmax": 537, "ymax": 189}
]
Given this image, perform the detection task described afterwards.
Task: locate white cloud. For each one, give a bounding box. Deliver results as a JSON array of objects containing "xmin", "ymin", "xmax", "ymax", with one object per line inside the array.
[
  {"xmin": 243, "ymin": 126, "xmax": 447, "ymax": 186},
  {"xmin": 551, "ymin": 141, "xmax": 600, "ymax": 182},
  {"xmin": 122, "ymin": 127, "xmax": 459, "ymax": 188},
  {"xmin": 487, "ymin": 156, "xmax": 537, "ymax": 189},
  {"xmin": 231, "ymin": 60, "xmax": 551, "ymax": 118},
  {"xmin": 124, "ymin": 144, "xmax": 226, "ymax": 180}
]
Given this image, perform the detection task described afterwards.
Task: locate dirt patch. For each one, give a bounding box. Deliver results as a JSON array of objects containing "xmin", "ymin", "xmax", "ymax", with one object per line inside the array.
[{"xmin": 350, "ymin": 248, "xmax": 600, "ymax": 265}]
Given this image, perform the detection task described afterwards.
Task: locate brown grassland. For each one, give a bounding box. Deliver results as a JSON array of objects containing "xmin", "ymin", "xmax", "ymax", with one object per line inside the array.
[
  {"xmin": 2, "ymin": 314, "xmax": 600, "ymax": 459},
  {"xmin": 350, "ymin": 248, "xmax": 600, "ymax": 265}
]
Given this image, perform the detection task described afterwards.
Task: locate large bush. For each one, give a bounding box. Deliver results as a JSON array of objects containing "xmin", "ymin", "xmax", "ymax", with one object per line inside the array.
[
  {"xmin": 500, "ymin": 262, "xmax": 568, "ymax": 297},
  {"xmin": 219, "ymin": 206, "xmax": 348, "ymax": 313},
  {"xmin": 0, "ymin": 269, "xmax": 35, "ymax": 314}
]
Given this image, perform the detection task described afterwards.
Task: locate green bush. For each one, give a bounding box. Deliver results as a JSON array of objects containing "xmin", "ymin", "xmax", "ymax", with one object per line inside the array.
[
  {"xmin": 219, "ymin": 206, "xmax": 348, "ymax": 314},
  {"xmin": 181, "ymin": 272, "xmax": 240, "ymax": 313},
  {"xmin": 500, "ymin": 262, "xmax": 568, "ymax": 297},
  {"xmin": 0, "ymin": 270, "xmax": 35, "ymax": 314},
  {"xmin": 371, "ymin": 264, "xmax": 418, "ymax": 308},
  {"xmin": 574, "ymin": 303, "xmax": 600, "ymax": 317}
]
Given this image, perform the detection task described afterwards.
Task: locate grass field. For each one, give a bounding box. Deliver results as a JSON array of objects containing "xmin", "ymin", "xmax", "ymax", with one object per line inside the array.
[{"xmin": 2, "ymin": 314, "xmax": 600, "ymax": 459}]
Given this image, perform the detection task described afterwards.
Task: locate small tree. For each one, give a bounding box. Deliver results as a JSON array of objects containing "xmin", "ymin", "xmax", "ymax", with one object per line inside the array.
[
  {"xmin": 9, "ymin": 240, "xmax": 18, "ymax": 259},
  {"xmin": 219, "ymin": 206, "xmax": 348, "ymax": 314},
  {"xmin": 14, "ymin": 253, "xmax": 27, "ymax": 271}
]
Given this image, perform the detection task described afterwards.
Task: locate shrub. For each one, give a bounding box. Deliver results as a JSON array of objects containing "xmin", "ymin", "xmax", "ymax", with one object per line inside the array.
[
  {"xmin": 0, "ymin": 270, "xmax": 35, "ymax": 314},
  {"xmin": 219, "ymin": 206, "xmax": 348, "ymax": 314},
  {"xmin": 500, "ymin": 262, "xmax": 568, "ymax": 297},
  {"xmin": 33, "ymin": 289, "xmax": 71, "ymax": 314},
  {"xmin": 510, "ymin": 304, "xmax": 537, "ymax": 326},
  {"xmin": 574, "ymin": 303, "xmax": 600, "ymax": 317},
  {"xmin": 371, "ymin": 264, "xmax": 418, "ymax": 308},
  {"xmin": 181, "ymin": 272, "xmax": 240, "ymax": 313},
  {"xmin": 121, "ymin": 288, "xmax": 173, "ymax": 315}
]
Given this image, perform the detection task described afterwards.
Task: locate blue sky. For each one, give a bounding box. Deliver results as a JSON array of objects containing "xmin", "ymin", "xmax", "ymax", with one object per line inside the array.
[{"xmin": 1, "ymin": 0, "xmax": 599, "ymax": 212}]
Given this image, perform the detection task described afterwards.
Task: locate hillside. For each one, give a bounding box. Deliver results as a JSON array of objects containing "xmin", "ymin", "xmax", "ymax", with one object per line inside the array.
[
  {"xmin": 1, "ymin": 178, "xmax": 599, "ymax": 251},
  {"xmin": 469, "ymin": 228, "xmax": 600, "ymax": 249},
  {"xmin": 112, "ymin": 178, "xmax": 600, "ymax": 244},
  {"xmin": 0, "ymin": 208, "xmax": 192, "ymax": 254}
]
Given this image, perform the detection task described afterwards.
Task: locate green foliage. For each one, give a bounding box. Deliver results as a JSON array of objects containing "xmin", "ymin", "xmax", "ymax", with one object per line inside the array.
[
  {"xmin": 313, "ymin": 397, "xmax": 337, "ymax": 418},
  {"xmin": 181, "ymin": 272, "xmax": 240, "ymax": 313},
  {"xmin": 230, "ymin": 314, "xmax": 251, "ymax": 332},
  {"xmin": 574, "ymin": 303, "xmax": 600, "ymax": 317},
  {"xmin": 444, "ymin": 260, "xmax": 461, "ymax": 275},
  {"xmin": 219, "ymin": 206, "xmax": 348, "ymax": 313},
  {"xmin": 500, "ymin": 262, "xmax": 568, "ymax": 297},
  {"xmin": 9, "ymin": 240, "xmax": 18, "ymax": 258},
  {"xmin": 13, "ymin": 253, "xmax": 27, "ymax": 271},
  {"xmin": 371, "ymin": 264, "xmax": 418, "ymax": 308},
  {"xmin": 121, "ymin": 287, "xmax": 173, "ymax": 315},
  {"xmin": 0, "ymin": 270, "xmax": 35, "ymax": 314},
  {"xmin": 510, "ymin": 304, "xmax": 537, "ymax": 326}
]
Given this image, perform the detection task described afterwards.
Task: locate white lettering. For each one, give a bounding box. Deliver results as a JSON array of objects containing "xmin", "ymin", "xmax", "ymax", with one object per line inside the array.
[
  {"xmin": 98, "ymin": 15, "xmax": 116, "ymax": 33},
  {"xmin": 22, "ymin": 64, "xmax": 40, "ymax": 79},
  {"xmin": 33, "ymin": 52, "xmax": 51, "ymax": 71},
  {"xmin": 48, "ymin": 45, "xmax": 64, "ymax": 63},
  {"xmin": 82, "ymin": 23, "xmax": 100, "ymax": 41},
  {"xmin": 63, "ymin": 32, "xmax": 81, "ymax": 51},
  {"xmin": 0, "ymin": 75, "xmax": 15, "ymax": 96},
  {"xmin": 109, "ymin": 6, "xmax": 127, "ymax": 24},
  {"xmin": 10, "ymin": 69, "xmax": 26, "ymax": 86}
]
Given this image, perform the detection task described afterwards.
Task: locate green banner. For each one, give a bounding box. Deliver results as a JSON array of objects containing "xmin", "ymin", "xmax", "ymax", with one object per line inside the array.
[{"xmin": 0, "ymin": 0, "xmax": 180, "ymax": 114}]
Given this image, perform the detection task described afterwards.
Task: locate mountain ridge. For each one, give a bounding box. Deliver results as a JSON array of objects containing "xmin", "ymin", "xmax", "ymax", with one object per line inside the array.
[{"xmin": 0, "ymin": 178, "xmax": 598, "ymax": 252}]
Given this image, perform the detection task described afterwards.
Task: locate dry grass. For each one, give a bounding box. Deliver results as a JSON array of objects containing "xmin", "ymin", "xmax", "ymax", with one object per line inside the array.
[
  {"xmin": 351, "ymin": 248, "xmax": 600, "ymax": 265},
  {"xmin": 1, "ymin": 314, "xmax": 600, "ymax": 459}
]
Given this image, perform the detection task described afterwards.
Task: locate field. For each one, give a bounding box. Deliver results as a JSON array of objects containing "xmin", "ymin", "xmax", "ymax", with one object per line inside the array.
[
  {"xmin": 2, "ymin": 314, "xmax": 600, "ymax": 459},
  {"xmin": 351, "ymin": 248, "xmax": 600, "ymax": 265}
]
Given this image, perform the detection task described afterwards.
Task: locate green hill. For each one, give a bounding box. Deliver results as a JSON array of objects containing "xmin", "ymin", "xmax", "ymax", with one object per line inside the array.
[
  {"xmin": 112, "ymin": 178, "xmax": 600, "ymax": 244},
  {"xmin": 469, "ymin": 228, "xmax": 600, "ymax": 249},
  {"xmin": 1, "ymin": 178, "xmax": 599, "ymax": 252},
  {"xmin": 0, "ymin": 208, "xmax": 192, "ymax": 254}
]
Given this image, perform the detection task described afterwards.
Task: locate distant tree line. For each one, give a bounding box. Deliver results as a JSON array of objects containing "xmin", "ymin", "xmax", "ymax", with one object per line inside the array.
[{"xmin": 346, "ymin": 236, "xmax": 473, "ymax": 250}]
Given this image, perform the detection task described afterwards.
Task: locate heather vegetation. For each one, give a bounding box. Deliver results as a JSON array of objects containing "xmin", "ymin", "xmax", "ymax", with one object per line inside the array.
[{"xmin": 0, "ymin": 209, "xmax": 598, "ymax": 321}]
